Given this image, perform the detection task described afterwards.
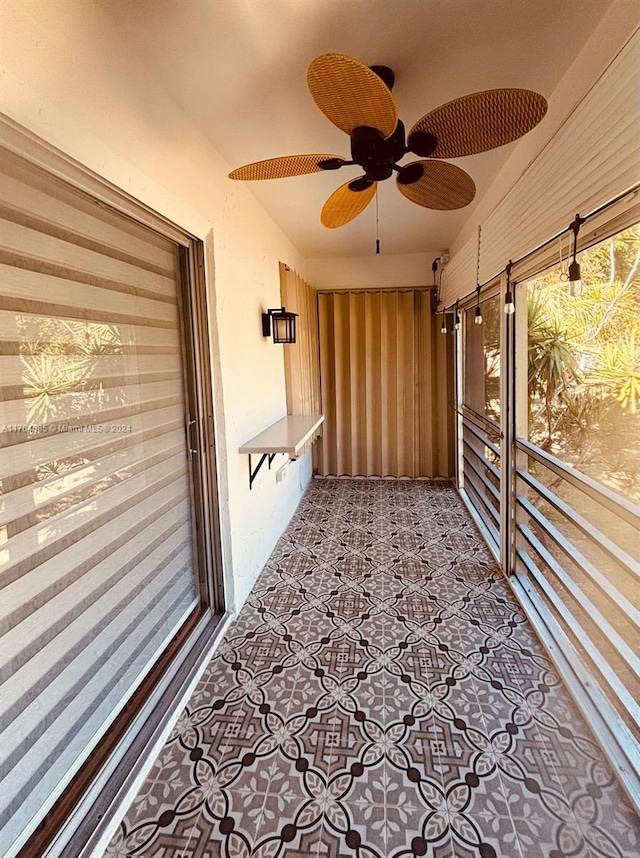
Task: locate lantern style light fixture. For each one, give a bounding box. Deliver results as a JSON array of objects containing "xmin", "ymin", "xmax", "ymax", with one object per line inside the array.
[
  {"xmin": 474, "ymin": 285, "xmax": 483, "ymax": 325},
  {"xmin": 262, "ymin": 307, "xmax": 298, "ymax": 344},
  {"xmin": 504, "ymin": 260, "xmax": 515, "ymax": 315},
  {"xmin": 568, "ymin": 213, "xmax": 585, "ymax": 297}
]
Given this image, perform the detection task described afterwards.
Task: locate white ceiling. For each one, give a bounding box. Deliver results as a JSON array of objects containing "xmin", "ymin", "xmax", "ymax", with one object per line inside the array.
[{"xmin": 101, "ymin": 0, "xmax": 611, "ymax": 258}]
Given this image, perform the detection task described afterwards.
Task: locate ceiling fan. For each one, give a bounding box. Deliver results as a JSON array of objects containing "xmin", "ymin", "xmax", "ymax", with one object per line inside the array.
[{"xmin": 228, "ymin": 53, "xmax": 547, "ymax": 228}]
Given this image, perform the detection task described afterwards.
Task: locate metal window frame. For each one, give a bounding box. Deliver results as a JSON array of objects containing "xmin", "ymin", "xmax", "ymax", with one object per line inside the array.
[
  {"xmin": 516, "ymin": 465, "xmax": 640, "ymax": 583},
  {"xmin": 516, "ymin": 515, "xmax": 639, "ymax": 679},
  {"xmin": 516, "ymin": 438, "xmax": 640, "ymax": 529},
  {"xmin": 511, "ymin": 560, "xmax": 640, "ymax": 811},
  {"xmin": 453, "ymin": 205, "xmax": 640, "ymax": 814}
]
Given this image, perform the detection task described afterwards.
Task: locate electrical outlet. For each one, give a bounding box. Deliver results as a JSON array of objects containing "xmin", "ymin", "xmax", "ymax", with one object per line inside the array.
[{"xmin": 276, "ymin": 460, "xmax": 290, "ymax": 482}]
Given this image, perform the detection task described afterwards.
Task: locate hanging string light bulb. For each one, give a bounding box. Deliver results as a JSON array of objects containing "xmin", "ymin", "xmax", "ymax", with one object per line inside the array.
[
  {"xmin": 568, "ymin": 213, "xmax": 585, "ymax": 297},
  {"xmin": 504, "ymin": 260, "xmax": 515, "ymax": 315},
  {"xmin": 474, "ymin": 225, "xmax": 483, "ymax": 324},
  {"xmin": 474, "ymin": 285, "xmax": 483, "ymax": 324},
  {"xmin": 455, "ymin": 300, "xmax": 461, "ymax": 330},
  {"xmin": 432, "ymin": 256, "xmax": 448, "ymax": 334}
]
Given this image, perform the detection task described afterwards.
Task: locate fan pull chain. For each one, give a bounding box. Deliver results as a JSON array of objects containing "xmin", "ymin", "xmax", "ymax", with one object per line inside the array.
[
  {"xmin": 476, "ymin": 224, "xmax": 482, "ymax": 286},
  {"xmin": 375, "ymin": 186, "xmax": 380, "ymax": 254}
]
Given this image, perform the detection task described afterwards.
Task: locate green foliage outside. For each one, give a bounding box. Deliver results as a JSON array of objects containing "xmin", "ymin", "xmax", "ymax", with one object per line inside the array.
[{"xmin": 526, "ymin": 224, "xmax": 640, "ymax": 502}]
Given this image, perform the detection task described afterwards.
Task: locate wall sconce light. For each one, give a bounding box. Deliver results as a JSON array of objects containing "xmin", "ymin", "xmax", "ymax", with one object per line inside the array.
[
  {"xmin": 262, "ymin": 307, "xmax": 298, "ymax": 344},
  {"xmin": 504, "ymin": 260, "xmax": 515, "ymax": 315},
  {"xmin": 474, "ymin": 285, "xmax": 483, "ymax": 325},
  {"xmin": 568, "ymin": 213, "xmax": 585, "ymax": 297}
]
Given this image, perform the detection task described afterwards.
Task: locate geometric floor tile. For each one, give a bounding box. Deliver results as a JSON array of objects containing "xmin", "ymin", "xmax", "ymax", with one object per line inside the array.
[{"xmin": 103, "ymin": 479, "xmax": 639, "ymax": 858}]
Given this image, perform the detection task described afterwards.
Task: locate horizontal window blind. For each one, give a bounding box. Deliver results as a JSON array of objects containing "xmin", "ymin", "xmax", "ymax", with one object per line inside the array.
[
  {"xmin": 443, "ymin": 31, "xmax": 639, "ymax": 306},
  {"xmin": 0, "ymin": 150, "xmax": 199, "ymax": 855}
]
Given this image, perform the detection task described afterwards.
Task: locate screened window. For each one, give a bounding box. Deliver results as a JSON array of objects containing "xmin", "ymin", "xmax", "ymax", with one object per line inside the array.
[
  {"xmin": 524, "ymin": 224, "xmax": 640, "ymax": 502},
  {"xmin": 463, "ymin": 293, "xmax": 501, "ymax": 424},
  {"xmin": 460, "ymin": 293, "xmax": 502, "ymax": 553},
  {"xmin": 514, "ymin": 223, "xmax": 640, "ymax": 747}
]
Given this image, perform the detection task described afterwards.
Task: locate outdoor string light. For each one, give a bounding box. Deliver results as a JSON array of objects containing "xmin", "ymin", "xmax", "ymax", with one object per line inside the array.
[
  {"xmin": 474, "ymin": 285, "xmax": 483, "ymax": 325},
  {"xmin": 504, "ymin": 260, "xmax": 515, "ymax": 315},
  {"xmin": 568, "ymin": 213, "xmax": 585, "ymax": 297}
]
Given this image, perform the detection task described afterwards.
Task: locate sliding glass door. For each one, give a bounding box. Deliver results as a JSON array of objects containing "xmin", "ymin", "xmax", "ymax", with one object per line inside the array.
[{"xmin": 0, "ymin": 144, "xmax": 223, "ymax": 856}]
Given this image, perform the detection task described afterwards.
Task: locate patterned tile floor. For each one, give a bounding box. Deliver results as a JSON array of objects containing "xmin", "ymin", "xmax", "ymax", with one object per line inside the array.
[{"xmin": 105, "ymin": 479, "xmax": 639, "ymax": 858}]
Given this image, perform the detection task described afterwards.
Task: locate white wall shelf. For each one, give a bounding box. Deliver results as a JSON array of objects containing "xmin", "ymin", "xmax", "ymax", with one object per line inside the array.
[{"xmin": 239, "ymin": 414, "xmax": 324, "ymax": 488}]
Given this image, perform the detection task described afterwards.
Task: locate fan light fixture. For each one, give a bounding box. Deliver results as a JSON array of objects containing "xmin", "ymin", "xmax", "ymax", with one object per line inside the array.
[
  {"xmin": 568, "ymin": 213, "xmax": 585, "ymax": 297},
  {"xmin": 504, "ymin": 261, "xmax": 515, "ymax": 315},
  {"xmin": 229, "ymin": 54, "xmax": 548, "ymax": 233},
  {"xmin": 474, "ymin": 286, "xmax": 483, "ymax": 325},
  {"xmin": 262, "ymin": 307, "xmax": 298, "ymax": 344}
]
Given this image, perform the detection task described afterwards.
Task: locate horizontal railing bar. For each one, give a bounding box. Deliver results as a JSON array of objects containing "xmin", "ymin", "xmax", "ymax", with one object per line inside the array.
[
  {"xmin": 517, "ymin": 522, "xmax": 640, "ymax": 680},
  {"xmin": 462, "ymin": 417, "xmax": 501, "ymax": 458},
  {"xmin": 511, "ymin": 558, "xmax": 640, "ymax": 813},
  {"xmin": 517, "ymin": 495, "xmax": 640, "ymax": 627},
  {"xmin": 463, "ymin": 451, "xmax": 501, "ymax": 503},
  {"xmin": 465, "ymin": 470, "xmax": 500, "ymax": 528},
  {"xmin": 462, "ymin": 438, "xmax": 501, "ymax": 486},
  {"xmin": 517, "ymin": 466, "xmax": 640, "ymax": 581},
  {"xmin": 459, "ymin": 404, "xmax": 503, "ymax": 438},
  {"xmin": 459, "ymin": 487, "xmax": 500, "ymax": 558},
  {"xmin": 515, "ymin": 438, "xmax": 640, "ymax": 529},
  {"xmin": 515, "ymin": 547, "xmax": 639, "ymax": 722}
]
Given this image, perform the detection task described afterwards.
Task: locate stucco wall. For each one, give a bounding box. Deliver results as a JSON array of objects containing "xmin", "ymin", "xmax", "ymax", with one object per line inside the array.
[{"xmin": 0, "ymin": 0, "xmax": 313, "ymax": 610}]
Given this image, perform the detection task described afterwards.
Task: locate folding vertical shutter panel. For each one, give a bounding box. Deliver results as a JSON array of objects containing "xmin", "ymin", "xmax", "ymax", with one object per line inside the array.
[
  {"xmin": 316, "ymin": 289, "xmax": 452, "ymax": 478},
  {"xmin": 0, "ymin": 150, "xmax": 199, "ymax": 853},
  {"xmin": 443, "ymin": 32, "xmax": 639, "ymax": 306},
  {"xmin": 280, "ymin": 264, "xmax": 321, "ymax": 417}
]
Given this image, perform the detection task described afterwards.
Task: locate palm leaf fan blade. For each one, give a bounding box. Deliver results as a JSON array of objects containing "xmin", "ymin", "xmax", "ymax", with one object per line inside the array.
[
  {"xmin": 321, "ymin": 179, "xmax": 376, "ymax": 228},
  {"xmin": 307, "ymin": 53, "xmax": 398, "ymax": 138},
  {"xmin": 229, "ymin": 154, "xmax": 345, "ymax": 181},
  {"xmin": 397, "ymin": 161, "xmax": 476, "ymax": 210},
  {"xmin": 409, "ymin": 89, "xmax": 547, "ymax": 159}
]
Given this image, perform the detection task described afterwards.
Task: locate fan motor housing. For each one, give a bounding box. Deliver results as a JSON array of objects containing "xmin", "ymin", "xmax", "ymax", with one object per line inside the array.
[{"xmin": 351, "ymin": 121, "xmax": 406, "ymax": 183}]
